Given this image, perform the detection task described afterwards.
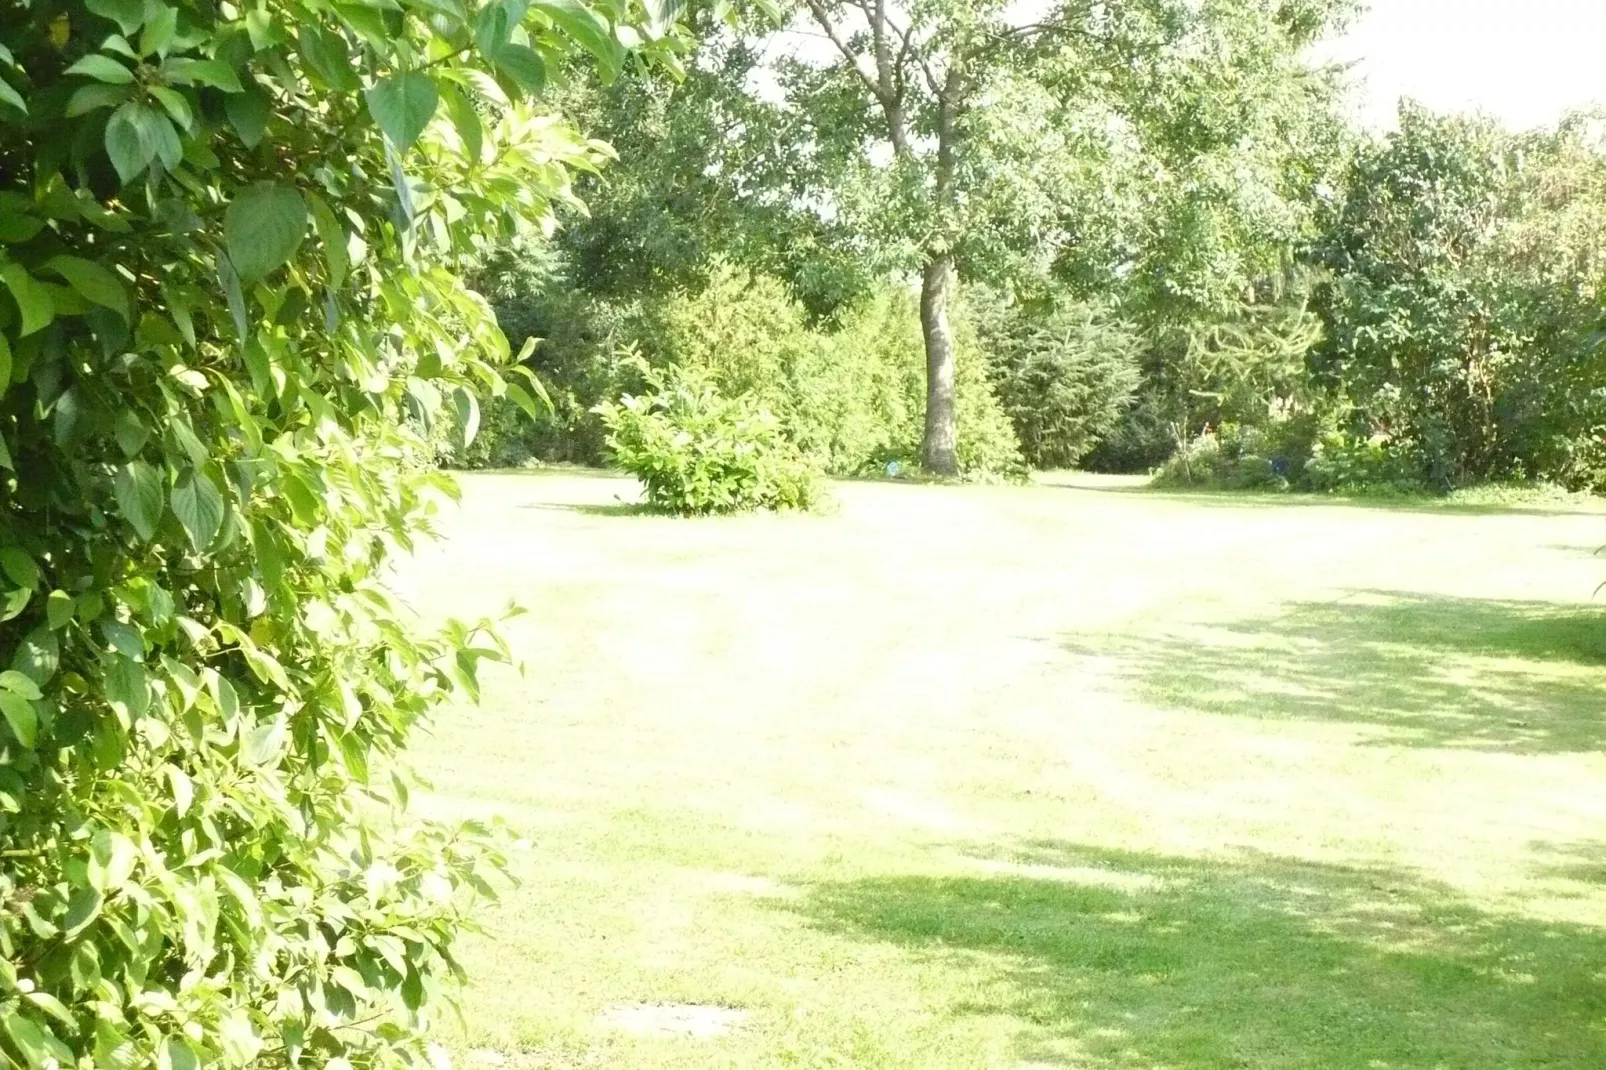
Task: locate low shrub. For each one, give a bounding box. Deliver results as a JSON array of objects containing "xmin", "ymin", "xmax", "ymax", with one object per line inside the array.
[
  {"xmin": 1154, "ymin": 422, "xmax": 1434, "ymax": 496},
  {"xmin": 1154, "ymin": 424, "xmax": 1293, "ymax": 490},
  {"xmin": 594, "ymin": 361, "xmax": 824, "ymax": 515},
  {"xmin": 1303, "ymin": 433, "xmax": 1430, "ymax": 494}
]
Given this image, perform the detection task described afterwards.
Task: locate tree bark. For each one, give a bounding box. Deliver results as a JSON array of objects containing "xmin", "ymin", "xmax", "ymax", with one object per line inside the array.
[
  {"xmin": 920, "ymin": 254, "xmax": 959, "ymax": 476},
  {"xmin": 920, "ymin": 74, "xmax": 962, "ymax": 476}
]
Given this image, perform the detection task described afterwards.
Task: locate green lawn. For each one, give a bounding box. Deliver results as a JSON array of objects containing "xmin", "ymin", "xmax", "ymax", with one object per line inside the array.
[{"xmin": 399, "ymin": 472, "xmax": 1606, "ymax": 1069}]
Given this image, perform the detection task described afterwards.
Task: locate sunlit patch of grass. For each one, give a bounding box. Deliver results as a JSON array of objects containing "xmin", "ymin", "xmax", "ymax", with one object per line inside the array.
[{"xmin": 404, "ymin": 472, "xmax": 1606, "ymax": 1069}]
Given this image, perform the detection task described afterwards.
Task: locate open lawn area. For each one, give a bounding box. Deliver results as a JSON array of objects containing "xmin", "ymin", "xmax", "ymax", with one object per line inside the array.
[{"xmin": 398, "ymin": 472, "xmax": 1606, "ymax": 1069}]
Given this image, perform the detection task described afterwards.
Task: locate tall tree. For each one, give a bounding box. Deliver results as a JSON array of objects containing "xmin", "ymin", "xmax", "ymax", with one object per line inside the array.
[{"xmin": 778, "ymin": 0, "xmax": 1351, "ymax": 473}]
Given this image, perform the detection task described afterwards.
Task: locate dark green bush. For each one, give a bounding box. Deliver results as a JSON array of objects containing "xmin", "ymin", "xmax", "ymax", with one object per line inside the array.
[
  {"xmin": 594, "ymin": 361, "xmax": 823, "ymax": 515},
  {"xmin": 1311, "ymin": 106, "xmax": 1606, "ymax": 490},
  {"xmin": 974, "ymin": 296, "xmax": 1143, "ymax": 470}
]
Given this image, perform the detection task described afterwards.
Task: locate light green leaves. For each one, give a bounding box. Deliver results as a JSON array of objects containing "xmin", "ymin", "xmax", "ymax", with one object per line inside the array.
[
  {"xmin": 114, "ymin": 461, "xmax": 165, "ymax": 541},
  {"xmin": 66, "ymin": 53, "xmax": 135, "ymax": 84},
  {"xmin": 1, "ymin": 1010, "xmax": 75, "ymax": 1070},
  {"xmin": 67, "ymin": 83, "xmax": 133, "ymax": 117},
  {"xmin": 0, "ymin": 667, "xmax": 41, "ymax": 748},
  {"xmin": 224, "ymin": 87, "xmax": 270, "ymax": 147},
  {"xmin": 88, "ymin": 828, "xmax": 138, "ymax": 892},
  {"xmin": 240, "ymin": 715, "xmax": 287, "ymax": 767},
  {"xmin": 139, "ymin": 5, "xmax": 179, "ymax": 58},
  {"xmin": 216, "ymin": 1012, "xmax": 261, "ymax": 1065},
  {"xmin": 365, "ymin": 72, "xmax": 439, "ymax": 153},
  {"xmin": 225, "ymin": 183, "xmax": 307, "ymax": 282},
  {"xmin": 171, "ymin": 469, "xmax": 224, "ymax": 552},
  {"xmin": 166, "ymin": 765, "xmax": 194, "ymax": 815},
  {"xmin": 0, "ymin": 690, "xmax": 37, "ymax": 747},
  {"xmin": 106, "ymin": 656, "xmax": 152, "ymax": 720}
]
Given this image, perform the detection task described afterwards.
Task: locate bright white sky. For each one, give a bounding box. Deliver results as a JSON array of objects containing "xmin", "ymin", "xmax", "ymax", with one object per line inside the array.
[{"xmin": 1320, "ymin": 0, "xmax": 1606, "ymax": 129}]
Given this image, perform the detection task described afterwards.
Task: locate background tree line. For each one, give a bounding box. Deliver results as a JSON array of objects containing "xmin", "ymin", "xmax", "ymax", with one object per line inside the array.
[{"xmin": 449, "ymin": 1, "xmax": 1606, "ymax": 499}]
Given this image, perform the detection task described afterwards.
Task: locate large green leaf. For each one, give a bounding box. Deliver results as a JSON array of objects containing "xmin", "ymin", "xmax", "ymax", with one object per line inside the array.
[
  {"xmin": 0, "ymin": 75, "xmax": 24, "ymax": 115},
  {"xmin": 114, "ymin": 461, "xmax": 165, "ymax": 541},
  {"xmin": 0, "ymin": 547, "xmax": 39, "ymax": 588},
  {"xmin": 139, "ymin": 5, "xmax": 179, "ymax": 58},
  {"xmin": 163, "ymin": 56, "xmax": 243, "ymax": 92},
  {"xmin": 493, "ymin": 44, "xmax": 546, "ymax": 96},
  {"xmin": 365, "ymin": 71, "xmax": 438, "ymax": 153},
  {"xmin": 44, "ymin": 255, "xmax": 129, "ymax": 320},
  {"xmin": 298, "ymin": 26, "xmax": 360, "ymax": 91},
  {"xmin": 170, "ymin": 469, "xmax": 224, "ymax": 552},
  {"xmin": 439, "ymin": 82, "xmax": 484, "ymax": 164},
  {"xmin": 66, "ymin": 54, "xmax": 135, "ymax": 84},
  {"xmin": 87, "ymin": 829, "xmax": 138, "ymax": 892},
  {"xmin": 104, "ymin": 102, "xmax": 157, "ymax": 183},
  {"xmin": 0, "ymin": 264, "xmax": 53, "ymax": 336},
  {"xmin": 225, "ymin": 183, "xmax": 307, "ymax": 283},
  {"xmin": 534, "ymin": 0, "xmax": 619, "ymax": 77},
  {"xmin": 85, "ymin": 0, "xmax": 146, "ymax": 34},
  {"xmin": 67, "ymin": 82, "xmax": 132, "ymax": 116},
  {"xmin": 105, "ymin": 656, "xmax": 151, "ymax": 720},
  {"xmin": 224, "ymin": 87, "xmax": 270, "ymax": 147},
  {"xmin": 0, "ymin": 691, "xmax": 37, "ymax": 747},
  {"xmin": 11, "ymin": 627, "xmax": 59, "ymax": 686},
  {"xmin": 1, "ymin": 1010, "xmax": 74, "ymax": 1070}
]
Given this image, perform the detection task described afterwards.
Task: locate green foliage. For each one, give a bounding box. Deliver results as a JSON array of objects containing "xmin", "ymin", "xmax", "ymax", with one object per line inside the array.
[
  {"xmin": 1303, "ymin": 432, "xmax": 1430, "ymax": 495},
  {"xmin": 1154, "ymin": 423, "xmax": 1298, "ymax": 490},
  {"xmin": 594, "ymin": 358, "xmax": 823, "ymax": 515},
  {"xmin": 0, "ymin": 0, "xmax": 676, "ymax": 1066},
  {"xmin": 974, "ymin": 294, "xmax": 1143, "ymax": 470},
  {"xmin": 1154, "ymin": 421, "xmax": 1430, "ymax": 495},
  {"xmin": 1311, "ymin": 105, "xmax": 1606, "ymax": 490},
  {"xmin": 463, "ymin": 257, "xmax": 1025, "ymax": 479}
]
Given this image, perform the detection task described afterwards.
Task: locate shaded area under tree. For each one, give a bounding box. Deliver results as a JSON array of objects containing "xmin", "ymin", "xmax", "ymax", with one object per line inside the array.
[
  {"xmin": 789, "ymin": 841, "xmax": 1606, "ymax": 1069},
  {"xmin": 1062, "ymin": 591, "xmax": 1606, "ymax": 754}
]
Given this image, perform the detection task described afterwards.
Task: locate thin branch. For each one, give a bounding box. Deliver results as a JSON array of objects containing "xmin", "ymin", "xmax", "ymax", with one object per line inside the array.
[{"xmin": 801, "ymin": 0, "xmax": 882, "ymax": 100}]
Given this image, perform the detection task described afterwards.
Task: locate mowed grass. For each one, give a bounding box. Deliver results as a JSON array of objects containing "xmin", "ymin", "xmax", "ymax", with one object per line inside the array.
[{"xmin": 395, "ymin": 472, "xmax": 1606, "ymax": 1069}]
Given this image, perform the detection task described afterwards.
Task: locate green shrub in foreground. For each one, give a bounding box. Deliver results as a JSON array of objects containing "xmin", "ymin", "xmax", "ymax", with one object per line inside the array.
[
  {"xmin": 595, "ymin": 361, "xmax": 824, "ymax": 515},
  {"xmin": 0, "ymin": 0, "xmax": 674, "ymax": 1067}
]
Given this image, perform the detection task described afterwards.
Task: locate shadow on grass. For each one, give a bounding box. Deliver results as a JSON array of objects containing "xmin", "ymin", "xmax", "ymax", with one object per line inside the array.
[
  {"xmin": 516, "ymin": 502, "xmax": 649, "ymax": 518},
  {"xmin": 1531, "ymin": 841, "xmax": 1606, "ymax": 887},
  {"xmin": 792, "ymin": 841, "xmax": 1606, "ymax": 1069},
  {"xmin": 1062, "ymin": 591, "xmax": 1606, "ymax": 753}
]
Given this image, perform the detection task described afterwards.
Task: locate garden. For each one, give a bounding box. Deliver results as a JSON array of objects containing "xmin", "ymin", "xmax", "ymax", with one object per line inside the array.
[{"xmin": 1, "ymin": 1, "xmax": 1604, "ymax": 1068}]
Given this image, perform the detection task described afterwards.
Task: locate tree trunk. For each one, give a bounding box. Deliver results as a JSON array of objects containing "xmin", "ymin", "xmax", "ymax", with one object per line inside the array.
[{"xmin": 920, "ymin": 254, "xmax": 959, "ymax": 476}]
